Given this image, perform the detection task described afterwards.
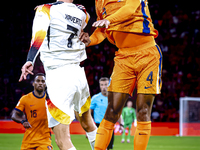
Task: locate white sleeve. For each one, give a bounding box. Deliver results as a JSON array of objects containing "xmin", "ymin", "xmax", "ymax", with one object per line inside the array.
[
  {"xmin": 27, "ymin": 5, "xmax": 51, "ymax": 65},
  {"xmin": 82, "ymin": 12, "xmax": 90, "ymax": 29}
]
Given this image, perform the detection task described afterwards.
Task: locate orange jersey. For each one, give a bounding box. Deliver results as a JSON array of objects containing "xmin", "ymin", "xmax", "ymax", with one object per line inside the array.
[
  {"xmin": 15, "ymin": 92, "xmax": 51, "ymax": 145},
  {"xmin": 90, "ymin": 0, "xmax": 162, "ymax": 95},
  {"xmin": 90, "ymin": 0, "xmax": 158, "ymax": 46}
]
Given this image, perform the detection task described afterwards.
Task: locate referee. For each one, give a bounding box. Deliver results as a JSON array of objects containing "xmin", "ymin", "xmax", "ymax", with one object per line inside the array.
[{"xmin": 90, "ymin": 77, "xmax": 114, "ymax": 150}]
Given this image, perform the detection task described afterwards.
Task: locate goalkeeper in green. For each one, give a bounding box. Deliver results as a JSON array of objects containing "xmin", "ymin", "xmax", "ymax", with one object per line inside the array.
[{"xmin": 121, "ymin": 100, "xmax": 137, "ymax": 143}]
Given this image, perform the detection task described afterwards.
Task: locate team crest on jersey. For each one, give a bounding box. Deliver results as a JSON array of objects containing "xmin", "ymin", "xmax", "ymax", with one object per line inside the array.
[{"xmin": 102, "ymin": 7, "xmax": 107, "ymax": 18}]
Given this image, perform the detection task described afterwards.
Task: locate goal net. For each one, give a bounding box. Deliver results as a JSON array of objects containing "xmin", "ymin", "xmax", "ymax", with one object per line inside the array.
[{"xmin": 179, "ymin": 97, "xmax": 200, "ymax": 136}]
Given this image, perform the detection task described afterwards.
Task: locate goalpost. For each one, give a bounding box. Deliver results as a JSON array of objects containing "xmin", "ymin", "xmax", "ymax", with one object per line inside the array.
[{"xmin": 179, "ymin": 97, "xmax": 200, "ymax": 136}]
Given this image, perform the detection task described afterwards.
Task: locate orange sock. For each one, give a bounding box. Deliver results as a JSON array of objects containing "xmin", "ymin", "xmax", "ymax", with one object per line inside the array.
[
  {"xmin": 94, "ymin": 119, "xmax": 114, "ymax": 150},
  {"xmin": 134, "ymin": 121, "xmax": 151, "ymax": 150}
]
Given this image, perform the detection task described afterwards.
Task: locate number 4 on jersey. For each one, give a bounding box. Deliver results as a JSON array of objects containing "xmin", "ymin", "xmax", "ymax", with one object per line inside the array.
[
  {"xmin": 146, "ymin": 71, "xmax": 153, "ymax": 84},
  {"xmin": 67, "ymin": 24, "xmax": 78, "ymax": 48}
]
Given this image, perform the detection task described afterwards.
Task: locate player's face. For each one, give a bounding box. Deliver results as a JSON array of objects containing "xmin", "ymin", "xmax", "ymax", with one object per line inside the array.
[
  {"xmin": 100, "ymin": 80, "xmax": 109, "ymax": 96},
  {"xmin": 33, "ymin": 76, "xmax": 46, "ymax": 92},
  {"xmin": 127, "ymin": 101, "xmax": 133, "ymax": 107}
]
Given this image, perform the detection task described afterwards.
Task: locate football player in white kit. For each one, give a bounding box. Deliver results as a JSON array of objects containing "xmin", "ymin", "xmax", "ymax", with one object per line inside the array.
[{"xmin": 19, "ymin": 0, "xmax": 97, "ymax": 150}]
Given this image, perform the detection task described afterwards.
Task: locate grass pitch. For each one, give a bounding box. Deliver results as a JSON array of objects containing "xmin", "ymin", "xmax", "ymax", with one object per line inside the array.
[{"xmin": 0, "ymin": 134, "xmax": 200, "ymax": 150}]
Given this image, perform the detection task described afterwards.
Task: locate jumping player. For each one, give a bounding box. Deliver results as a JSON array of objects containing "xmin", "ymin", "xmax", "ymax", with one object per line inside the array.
[
  {"xmin": 81, "ymin": 0, "xmax": 163, "ymax": 149},
  {"xmin": 11, "ymin": 73, "xmax": 53, "ymax": 150},
  {"xmin": 18, "ymin": 0, "xmax": 97, "ymax": 150}
]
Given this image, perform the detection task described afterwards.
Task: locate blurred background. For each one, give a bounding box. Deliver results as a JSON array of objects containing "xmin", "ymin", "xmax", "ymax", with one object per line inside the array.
[{"xmin": 0, "ymin": 0, "xmax": 200, "ymax": 125}]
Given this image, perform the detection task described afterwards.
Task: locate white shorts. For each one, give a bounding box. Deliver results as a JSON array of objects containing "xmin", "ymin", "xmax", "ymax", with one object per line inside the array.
[{"xmin": 45, "ymin": 63, "xmax": 91, "ymax": 128}]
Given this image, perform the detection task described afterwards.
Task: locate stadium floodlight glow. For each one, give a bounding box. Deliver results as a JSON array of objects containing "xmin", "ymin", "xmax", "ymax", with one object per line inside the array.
[{"xmin": 179, "ymin": 97, "xmax": 200, "ymax": 136}]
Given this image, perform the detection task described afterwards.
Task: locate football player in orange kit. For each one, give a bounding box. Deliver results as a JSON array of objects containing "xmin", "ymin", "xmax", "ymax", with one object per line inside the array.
[
  {"xmin": 80, "ymin": 0, "xmax": 162, "ymax": 149},
  {"xmin": 11, "ymin": 73, "xmax": 53, "ymax": 150}
]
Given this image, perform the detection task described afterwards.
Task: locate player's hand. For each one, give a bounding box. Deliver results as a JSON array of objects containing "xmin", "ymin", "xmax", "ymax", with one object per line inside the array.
[
  {"xmin": 22, "ymin": 121, "xmax": 32, "ymax": 129},
  {"xmin": 134, "ymin": 121, "xmax": 137, "ymax": 127},
  {"xmin": 79, "ymin": 30, "xmax": 91, "ymax": 46},
  {"xmin": 19, "ymin": 61, "xmax": 34, "ymax": 82},
  {"xmin": 92, "ymin": 19, "xmax": 110, "ymax": 28}
]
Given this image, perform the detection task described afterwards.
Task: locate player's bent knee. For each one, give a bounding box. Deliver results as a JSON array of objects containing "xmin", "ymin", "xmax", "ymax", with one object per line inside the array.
[
  {"xmin": 55, "ymin": 134, "xmax": 71, "ymax": 149},
  {"xmin": 137, "ymin": 107, "xmax": 149, "ymax": 121},
  {"xmin": 105, "ymin": 107, "xmax": 120, "ymax": 123}
]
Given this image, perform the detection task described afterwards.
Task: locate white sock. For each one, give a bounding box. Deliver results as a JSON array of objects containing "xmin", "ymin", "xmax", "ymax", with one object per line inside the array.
[
  {"xmin": 86, "ymin": 128, "xmax": 97, "ymax": 150},
  {"xmin": 68, "ymin": 146, "xmax": 76, "ymax": 150}
]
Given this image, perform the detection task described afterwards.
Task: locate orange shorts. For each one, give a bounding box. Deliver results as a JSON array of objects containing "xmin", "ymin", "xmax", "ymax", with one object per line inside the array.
[
  {"xmin": 21, "ymin": 143, "xmax": 53, "ymax": 150},
  {"xmin": 107, "ymin": 41, "xmax": 162, "ymax": 96}
]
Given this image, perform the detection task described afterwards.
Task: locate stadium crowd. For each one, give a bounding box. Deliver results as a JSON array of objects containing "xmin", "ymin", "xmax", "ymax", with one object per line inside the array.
[{"xmin": 0, "ymin": 0, "xmax": 200, "ymax": 122}]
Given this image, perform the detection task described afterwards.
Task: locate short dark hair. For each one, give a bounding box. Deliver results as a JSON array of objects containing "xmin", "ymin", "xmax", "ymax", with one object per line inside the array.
[
  {"xmin": 34, "ymin": 73, "xmax": 45, "ymax": 81},
  {"xmin": 99, "ymin": 77, "xmax": 109, "ymax": 83}
]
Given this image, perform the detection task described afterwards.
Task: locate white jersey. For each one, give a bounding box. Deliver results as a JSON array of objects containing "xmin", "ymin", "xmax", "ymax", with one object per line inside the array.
[{"xmin": 26, "ymin": 1, "xmax": 90, "ymax": 70}]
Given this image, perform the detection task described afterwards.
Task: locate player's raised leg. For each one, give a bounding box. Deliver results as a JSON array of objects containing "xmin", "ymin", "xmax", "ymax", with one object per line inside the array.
[
  {"xmin": 52, "ymin": 124, "xmax": 76, "ymax": 150},
  {"xmin": 94, "ymin": 92, "xmax": 129, "ymax": 150},
  {"xmin": 75, "ymin": 110, "xmax": 97, "ymax": 150},
  {"xmin": 133, "ymin": 94, "xmax": 154, "ymax": 150}
]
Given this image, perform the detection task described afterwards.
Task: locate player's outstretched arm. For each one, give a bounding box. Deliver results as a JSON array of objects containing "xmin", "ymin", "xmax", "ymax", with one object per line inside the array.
[
  {"xmin": 88, "ymin": 28, "xmax": 107, "ymax": 46},
  {"xmin": 19, "ymin": 62, "xmax": 34, "ymax": 82},
  {"xmin": 105, "ymin": 0, "xmax": 140, "ymax": 24},
  {"xmin": 19, "ymin": 5, "xmax": 50, "ymax": 82},
  {"xmin": 92, "ymin": 0, "xmax": 140, "ymax": 28}
]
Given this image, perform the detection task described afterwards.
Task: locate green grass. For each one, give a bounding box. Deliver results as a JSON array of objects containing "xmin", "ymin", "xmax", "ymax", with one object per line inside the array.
[{"xmin": 0, "ymin": 134, "xmax": 200, "ymax": 150}]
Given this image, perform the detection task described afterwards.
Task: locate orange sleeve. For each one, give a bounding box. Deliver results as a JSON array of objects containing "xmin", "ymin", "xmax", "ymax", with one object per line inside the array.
[
  {"xmin": 88, "ymin": 28, "xmax": 106, "ymax": 46},
  {"xmin": 106, "ymin": 0, "xmax": 141, "ymax": 23},
  {"xmin": 15, "ymin": 96, "xmax": 26, "ymax": 112}
]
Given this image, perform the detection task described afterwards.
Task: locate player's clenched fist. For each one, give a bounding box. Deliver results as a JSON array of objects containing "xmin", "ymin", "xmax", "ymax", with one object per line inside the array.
[
  {"xmin": 22, "ymin": 121, "xmax": 32, "ymax": 129},
  {"xmin": 79, "ymin": 30, "xmax": 91, "ymax": 46}
]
